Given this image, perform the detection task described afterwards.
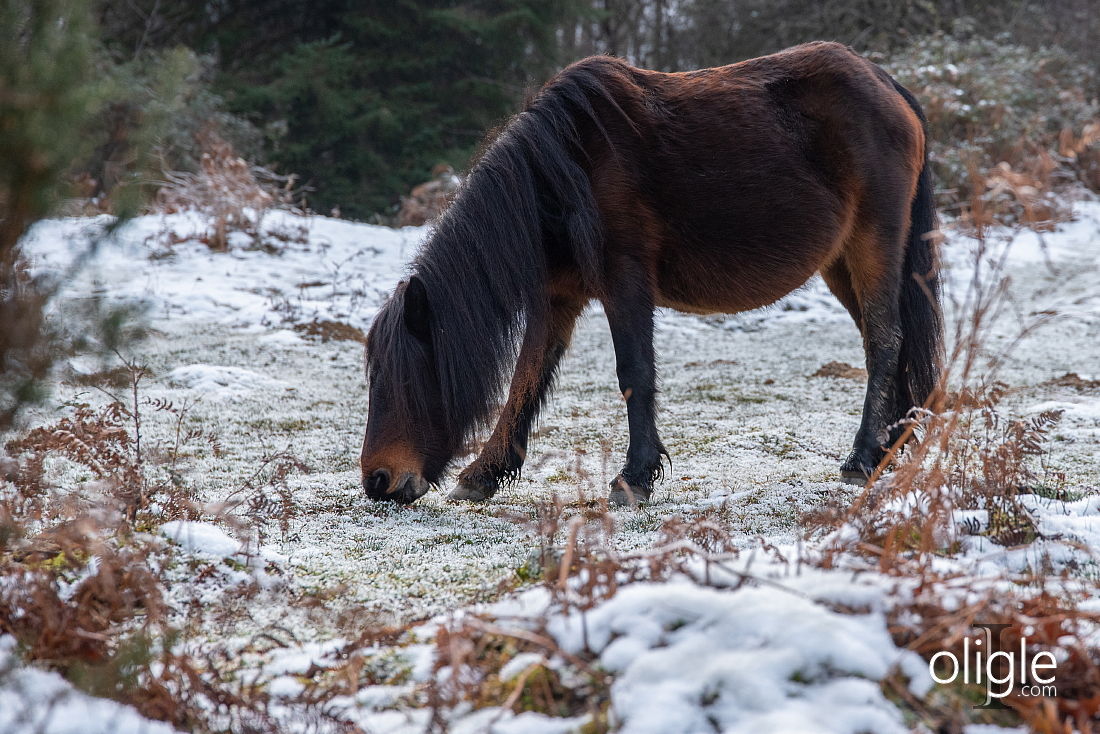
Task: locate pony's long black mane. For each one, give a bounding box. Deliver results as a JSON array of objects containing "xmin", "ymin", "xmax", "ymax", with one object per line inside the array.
[{"xmin": 367, "ymin": 58, "xmax": 631, "ymax": 448}]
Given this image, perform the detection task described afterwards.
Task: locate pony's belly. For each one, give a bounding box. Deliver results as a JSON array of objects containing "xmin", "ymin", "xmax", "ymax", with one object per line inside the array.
[
  {"xmin": 654, "ymin": 255, "xmax": 821, "ymax": 316},
  {"xmin": 655, "ymin": 291, "xmax": 775, "ymax": 315},
  {"xmin": 654, "ymin": 295, "xmax": 725, "ymax": 315}
]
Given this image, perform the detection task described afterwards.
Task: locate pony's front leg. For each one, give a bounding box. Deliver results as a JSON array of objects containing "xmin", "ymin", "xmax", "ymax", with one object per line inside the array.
[
  {"xmin": 603, "ymin": 276, "xmax": 667, "ymax": 506},
  {"xmin": 449, "ymin": 295, "xmax": 584, "ymax": 502}
]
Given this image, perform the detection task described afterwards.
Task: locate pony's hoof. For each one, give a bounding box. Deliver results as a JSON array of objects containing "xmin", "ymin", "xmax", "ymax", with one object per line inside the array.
[
  {"xmin": 448, "ymin": 475, "xmax": 497, "ymax": 503},
  {"xmin": 839, "ymin": 469, "xmax": 869, "ymax": 486},
  {"xmin": 839, "ymin": 451, "xmax": 876, "ymax": 485},
  {"xmin": 609, "ymin": 476, "xmax": 652, "ymax": 507}
]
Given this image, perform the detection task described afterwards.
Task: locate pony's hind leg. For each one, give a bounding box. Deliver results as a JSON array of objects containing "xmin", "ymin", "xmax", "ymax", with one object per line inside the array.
[
  {"xmin": 602, "ymin": 266, "xmax": 667, "ymax": 506},
  {"xmin": 821, "ymin": 259, "xmax": 863, "ymax": 335},
  {"xmin": 450, "ymin": 294, "xmax": 585, "ymax": 502},
  {"xmin": 839, "ymin": 227, "xmax": 906, "ymax": 483},
  {"xmin": 825, "ymin": 257, "xmax": 910, "ymax": 450}
]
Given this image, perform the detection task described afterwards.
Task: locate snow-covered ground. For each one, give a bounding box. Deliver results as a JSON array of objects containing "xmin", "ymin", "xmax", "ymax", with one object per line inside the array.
[{"xmin": 4, "ymin": 200, "xmax": 1100, "ymax": 732}]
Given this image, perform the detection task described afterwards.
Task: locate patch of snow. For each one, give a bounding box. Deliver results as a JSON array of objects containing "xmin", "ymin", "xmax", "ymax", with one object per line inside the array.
[
  {"xmin": 448, "ymin": 709, "xmax": 588, "ymax": 734},
  {"xmin": 263, "ymin": 639, "xmax": 346, "ymax": 677},
  {"xmin": 166, "ymin": 364, "xmax": 289, "ymax": 397},
  {"xmin": 266, "ymin": 675, "xmax": 305, "ymax": 699},
  {"xmin": 1027, "ymin": 397, "xmax": 1100, "ymax": 423},
  {"xmin": 257, "ymin": 329, "xmax": 305, "ymax": 347},
  {"xmin": 159, "ymin": 520, "xmax": 241, "ymax": 558},
  {"xmin": 543, "ymin": 581, "xmax": 922, "ymax": 734},
  {"xmin": 498, "ymin": 652, "xmax": 546, "ymax": 682}
]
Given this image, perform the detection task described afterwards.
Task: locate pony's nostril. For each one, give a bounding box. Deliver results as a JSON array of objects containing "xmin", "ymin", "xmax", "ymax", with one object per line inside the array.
[{"xmin": 368, "ymin": 469, "xmax": 390, "ymax": 493}]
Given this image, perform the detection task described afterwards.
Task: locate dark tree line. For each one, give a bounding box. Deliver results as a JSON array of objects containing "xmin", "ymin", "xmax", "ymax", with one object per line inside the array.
[
  {"xmin": 84, "ymin": 0, "xmax": 1100, "ymax": 218},
  {"xmin": 566, "ymin": 0, "xmax": 1097, "ymax": 71},
  {"xmin": 96, "ymin": 1, "xmax": 581, "ymax": 217}
]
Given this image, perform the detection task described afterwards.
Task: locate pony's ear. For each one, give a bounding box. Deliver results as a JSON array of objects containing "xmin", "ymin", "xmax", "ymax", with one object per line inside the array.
[{"xmin": 403, "ymin": 276, "xmax": 431, "ymax": 342}]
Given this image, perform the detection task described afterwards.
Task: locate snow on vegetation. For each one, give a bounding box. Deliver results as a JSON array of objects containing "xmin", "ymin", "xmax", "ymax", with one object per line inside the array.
[
  {"xmin": 543, "ymin": 581, "xmax": 925, "ymax": 734},
  {"xmin": 0, "ymin": 638, "xmax": 176, "ymax": 734},
  {"xmin": 3, "ymin": 199, "xmax": 1100, "ymax": 731}
]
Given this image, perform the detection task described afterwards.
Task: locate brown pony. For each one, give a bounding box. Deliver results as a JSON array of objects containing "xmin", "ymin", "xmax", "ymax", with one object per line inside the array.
[{"xmin": 361, "ymin": 42, "xmax": 942, "ymax": 506}]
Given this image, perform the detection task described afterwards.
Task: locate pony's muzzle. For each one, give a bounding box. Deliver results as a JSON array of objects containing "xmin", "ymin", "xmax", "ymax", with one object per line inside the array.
[
  {"xmin": 364, "ymin": 468, "xmax": 430, "ymax": 504},
  {"xmin": 365, "ymin": 469, "xmax": 390, "ymax": 497}
]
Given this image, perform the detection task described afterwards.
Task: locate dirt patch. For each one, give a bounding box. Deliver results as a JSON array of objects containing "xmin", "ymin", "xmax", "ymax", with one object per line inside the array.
[
  {"xmin": 1043, "ymin": 372, "xmax": 1100, "ymax": 390},
  {"xmin": 63, "ymin": 365, "xmax": 147, "ymax": 388},
  {"xmin": 811, "ymin": 361, "xmax": 867, "ymax": 380},
  {"xmin": 684, "ymin": 358, "xmax": 738, "ymax": 368},
  {"xmin": 293, "ymin": 319, "xmax": 367, "ymax": 344}
]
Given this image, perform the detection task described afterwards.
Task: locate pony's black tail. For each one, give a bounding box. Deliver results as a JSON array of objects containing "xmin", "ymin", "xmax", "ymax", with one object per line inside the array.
[{"xmin": 892, "ymin": 79, "xmax": 944, "ymax": 418}]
